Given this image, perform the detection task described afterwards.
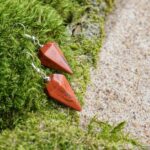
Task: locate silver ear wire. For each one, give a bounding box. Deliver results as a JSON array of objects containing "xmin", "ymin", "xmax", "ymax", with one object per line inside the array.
[
  {"xmin": 16, "ymin": 23, "xmax": 26, "ymax": 34},
  {"xmin": 24, "ymin": 51, "xmax": 50, "ymax": 82},
  {"xmin": 15, "ymin": 23, "xmax": 43, "ymax": 47},
  {"xmin": 31, "ymin": 62, "xmax": 50, "ymax": 82}
]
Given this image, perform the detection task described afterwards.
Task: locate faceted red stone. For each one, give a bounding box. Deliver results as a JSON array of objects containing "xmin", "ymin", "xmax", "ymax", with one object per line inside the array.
[
  {"xmin": 39, "ymin": 42, "xmax": 73, "ymax": 74},
  {"xmin": 46, "ymin": 74, "xmax": 81, "ymax": 111}
]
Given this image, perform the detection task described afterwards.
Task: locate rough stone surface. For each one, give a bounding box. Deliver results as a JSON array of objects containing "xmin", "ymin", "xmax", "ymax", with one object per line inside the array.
[{"xmin": 80, "ymin": 0, "xmax": 150, "ymax": 144}]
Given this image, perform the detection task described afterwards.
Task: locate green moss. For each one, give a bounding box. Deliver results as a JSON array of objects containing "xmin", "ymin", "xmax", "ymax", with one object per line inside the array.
[
  {"xmin": 0, "ymin": 0, "xmax": 66, "ymax": 129},
  {"xmin": 40, "ymin": 0, "xmax": 86, "ymax": 23},
  {"xmin": 0, "ymin": 0, "xmax": 142, "ymax": 149},
  {"xmin": 0, "ymin": 109, "xmax": 141, "ymax": 149}
]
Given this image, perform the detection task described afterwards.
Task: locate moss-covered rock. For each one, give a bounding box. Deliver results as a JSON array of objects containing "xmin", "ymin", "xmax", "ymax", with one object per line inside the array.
[
  {"xmin": 0, "ymin": 0, "xmax": 66, "ymax": 129},
  {"xmin": 0, "ymin": 0, "xmax": 104, "ymax": 129}
]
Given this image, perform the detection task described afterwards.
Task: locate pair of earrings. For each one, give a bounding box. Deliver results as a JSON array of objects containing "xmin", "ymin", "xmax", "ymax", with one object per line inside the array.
[{"xmin": 18, "ymin": 23, "xmax": 81, "ymax": 111}]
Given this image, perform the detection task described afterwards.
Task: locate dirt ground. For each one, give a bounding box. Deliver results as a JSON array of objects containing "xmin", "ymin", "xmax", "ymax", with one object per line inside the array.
[{"xmin": 80, "ymin": 0, "xmax": 150, "ymax": 144}]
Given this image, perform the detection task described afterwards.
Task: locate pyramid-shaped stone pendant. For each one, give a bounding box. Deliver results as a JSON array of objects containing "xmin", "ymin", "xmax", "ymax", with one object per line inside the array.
[
  {"xmin": 39, "ymin": 42, "xmax": 73, "ymax": 74},
  {"xmin": 46, "ymin": 74, "xmax": 81, "ymax": 111}
]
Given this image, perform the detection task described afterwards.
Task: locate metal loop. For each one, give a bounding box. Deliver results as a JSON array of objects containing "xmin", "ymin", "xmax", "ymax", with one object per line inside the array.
[
  {"xmin": 24, "ymin": 34, "xmax": 43, "ymax": 47},
  {"xmin": 33, "ymin": 37, "xmax": 43, "ymax": 47}
]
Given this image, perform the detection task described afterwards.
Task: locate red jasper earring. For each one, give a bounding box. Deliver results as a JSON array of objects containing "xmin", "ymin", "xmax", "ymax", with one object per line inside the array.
[
  {"xmin": 31, "ymin": 63, "xmax": 81, "ymax": 111},
  {"xmin": 39, "ymin": 42, "xmax": 73, "ymax": 74},
  {"xmin": 17, "ymin": 23, "xmax": 73, "ymax": 74}
]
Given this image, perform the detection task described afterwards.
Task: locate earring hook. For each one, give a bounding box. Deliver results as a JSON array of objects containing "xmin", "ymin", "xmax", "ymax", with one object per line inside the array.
[
  {"xmin": 24, "ymin": 51, "xmax": 50, "ymax": 82},
  {"xmin": 31, "ymin": 62, "xmax": 50, "ymax": 82},
  {"xmin": 15, "ymin": 23, "xmax": 43, "ymax": 47},
  {"xmin": 16, "ymin": 23, "xmax": 26, "ymax": 34}
]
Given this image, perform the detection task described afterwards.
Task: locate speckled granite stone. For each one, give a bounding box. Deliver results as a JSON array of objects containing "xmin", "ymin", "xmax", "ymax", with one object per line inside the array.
[{"xmin": 80, "ymin": 0, "xmax": 150, "ymax": 145}]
